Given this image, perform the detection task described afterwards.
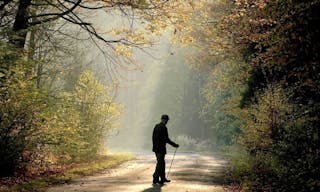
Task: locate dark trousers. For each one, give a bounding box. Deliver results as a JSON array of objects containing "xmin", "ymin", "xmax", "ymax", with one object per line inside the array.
[{"xmin": 153, "ymin": 153, "xmax": 166, "ymax": 181}]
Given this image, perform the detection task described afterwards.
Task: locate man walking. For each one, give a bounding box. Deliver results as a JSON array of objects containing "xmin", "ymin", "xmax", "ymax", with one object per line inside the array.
[{"xmin": 152, "ymin": 114, "xmax": 179, "ymax": 184}]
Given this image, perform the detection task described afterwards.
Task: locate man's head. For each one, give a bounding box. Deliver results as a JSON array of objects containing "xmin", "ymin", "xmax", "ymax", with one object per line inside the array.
[{"xmin": 161, "ymin": 114, "xmax": 169, "ymax": 124}]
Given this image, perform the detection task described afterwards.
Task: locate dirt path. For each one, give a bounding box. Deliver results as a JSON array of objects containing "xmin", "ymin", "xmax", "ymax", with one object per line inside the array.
[{"xmin": 47, "ymin": 153, "xmax": 227, "ymax": 192}]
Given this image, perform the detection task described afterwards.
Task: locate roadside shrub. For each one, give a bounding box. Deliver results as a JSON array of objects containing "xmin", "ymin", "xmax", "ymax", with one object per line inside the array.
[
  {"xmin": 0, "ymin": 45, "xmax": 47, "ymax": 176},
  {"xmin": 234, "ymin": 85, "xmax": 319, "ymax": 191}
]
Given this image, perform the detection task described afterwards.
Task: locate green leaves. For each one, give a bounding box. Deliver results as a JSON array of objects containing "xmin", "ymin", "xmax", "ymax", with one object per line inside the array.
[
  {"xmin": 44, "ymin": 70, "xmax": 121, "ymax": 163},
  {"xmin": 0, "ymin": 46, "xmax": 47, "ymax": 176},
  {"xmin": 0, "ymin": 44, "xmax": 121, "ymax": 175},
  {"xmin": 218, "ymin": 0, "xmax": 320, "ymax": 191}
]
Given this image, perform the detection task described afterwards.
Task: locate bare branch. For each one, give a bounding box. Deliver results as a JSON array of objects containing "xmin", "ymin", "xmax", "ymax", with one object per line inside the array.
[{"xmin": 28, "ymin": 0, "xmax": 82, "ymax": 26}]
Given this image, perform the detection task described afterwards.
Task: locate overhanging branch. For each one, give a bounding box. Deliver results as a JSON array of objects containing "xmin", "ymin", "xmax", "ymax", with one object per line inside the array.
[{"xmin": 28, "ymin": 0, "xmax": 82, "ymax": 26}]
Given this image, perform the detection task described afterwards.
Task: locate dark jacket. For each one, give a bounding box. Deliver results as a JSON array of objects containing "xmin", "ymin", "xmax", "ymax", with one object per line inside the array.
[{"xmin": 152, "ymin": 122, "xmax": 177, "ymax": 154}]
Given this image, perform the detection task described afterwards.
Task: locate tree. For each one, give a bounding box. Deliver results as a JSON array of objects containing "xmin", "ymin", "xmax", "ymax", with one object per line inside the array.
[
  {"xmin": 0, "ymin": 43, "xmax": 47, "ymax": 176},
  {"xmin": 221, "ymin": 0, "xmax": 320, "ymax": 191},
  {"xmin": 47, "ymin": 70, "xmax": 121, "ymax": 162},
  {"xmin": 1, "ymin": 0, "xmax": 201, "ymax": 48},
  {"xmin": 174, "ymin": 0, "xmax": 246, "ymax": 147},
  {"xmin": 0, "ymin": 0, "xmax": 207, "ymax": 177}
]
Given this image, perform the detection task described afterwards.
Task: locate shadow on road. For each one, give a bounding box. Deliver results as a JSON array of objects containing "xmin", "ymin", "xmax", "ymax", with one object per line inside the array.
[
  {"xmin": 141, "ymin": 184, "xmax": 163, "ymax": 192},
  {"xmin": 171, "ymin": 162, "xmax": 227, "ymax": 186},
  {"xmin": 172, "ymin": 169, "xmax": 226, "ymax": 185}
]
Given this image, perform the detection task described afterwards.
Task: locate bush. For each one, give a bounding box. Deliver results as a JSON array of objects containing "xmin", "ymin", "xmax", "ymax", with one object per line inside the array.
[
  {"xmin": 0, "ymin": 45, "xmax": 48, "ymax": 176},
  {"xmin": 0, "ymin": 44, "xmax": 121, "ymax": 176},
  {"xmin": 234, "ymin": 85, "xmax": 320, "ymax": 191}
]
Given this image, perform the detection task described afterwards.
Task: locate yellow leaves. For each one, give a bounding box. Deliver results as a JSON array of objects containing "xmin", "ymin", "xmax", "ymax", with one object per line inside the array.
[
  {"xmin": 234, "ymin": 0, "xmax": 269, "ymax": 8},
  {"xmin": 239, "ymin": 85, "xmax": 293, "ymax": 150},
  {"xmin": 139, "ymin": 1, "xmax": 206, "ymax": 35},
  {"xmin": 235, "ymin": 0, "xmax": 242, "ymax": 6},
  {"xmin": 108, "ymin": 104, "xmax": 120, "ymax": 116},
  {"xmin": 127, "ymin": 32, "xmax": 147, "ymax": 44},
  {"xmin": 114, "ymin": 44, "xmax": 133, "ymax": 57},
  {"xmin": 238, "ymin": 8, "xmax": 247, "ymax": 17},
  {"xmin": 95, "ymin": 1, "xmax": 209, "ymax": 60},
  {"xmin": 110, "ymin": 28, "xmax": 130, "ymax": 36},
  {"xmin": 46, "ymin": 152, "xmax": 58, "ymax": 164},
  {"xmin": 145, "ymin": 23, "xmax": 167, "ymax": 36},
  {"xmin": 136, "ymin": 0, "xmax": 148, "ymax": 7},
  {"xmin": 179, "ymin": 35, "xmax": 195, "ymax": 46},
  {"xmin": 105, "ymin": 103, "xmax": 122, "ymax": 126},
  {"xmin": 77, "ymin": 71, "xmax": 104, "ymax": 95},
  {"xmin": 110, "ymin": 29, "xmax": 151, "ymax": 57},
  {"xmin": 41, "ymin": 69, "xmax": 123, "ymax": 160}
]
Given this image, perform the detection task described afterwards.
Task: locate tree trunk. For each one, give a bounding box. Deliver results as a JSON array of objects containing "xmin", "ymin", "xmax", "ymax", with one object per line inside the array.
[{"xmin": 11, "ymin": 0, "xmax": 31, "ymax": 48}]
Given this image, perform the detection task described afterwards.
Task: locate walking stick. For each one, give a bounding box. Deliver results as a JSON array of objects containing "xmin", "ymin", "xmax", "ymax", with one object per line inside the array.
[{"xmin": 167, "ymin": 147, "xmax": 177, "ymax": 179}]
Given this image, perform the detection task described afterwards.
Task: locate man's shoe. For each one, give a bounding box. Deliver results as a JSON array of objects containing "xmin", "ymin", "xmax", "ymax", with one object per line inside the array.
[
  {"xmin": 153, "ymin": 179, "xmax": 160, "ymax": 184},
  {"xmin": 154, "ymin": 180, "xmax": 165, "ymax": 185},
  {"xmin": 161, "ymin": 178, "xmax": 171, "ymax": 183}
]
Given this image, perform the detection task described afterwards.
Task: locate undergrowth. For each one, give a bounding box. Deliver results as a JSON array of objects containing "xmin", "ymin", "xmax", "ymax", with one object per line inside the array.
[{"xmin": 0, "ymin": 153, "xmax": 134, "ymax": 192}]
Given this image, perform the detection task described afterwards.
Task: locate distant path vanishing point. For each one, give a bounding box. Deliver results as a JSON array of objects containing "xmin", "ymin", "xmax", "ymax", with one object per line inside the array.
[{"xmin": 47, "ymin": 153, "xmax": 227, "ymax": 192}]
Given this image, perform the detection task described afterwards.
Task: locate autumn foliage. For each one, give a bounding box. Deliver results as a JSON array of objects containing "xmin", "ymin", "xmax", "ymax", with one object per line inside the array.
[
  {"xmin": 220, "ymin": 0, "xmax": 319, "ymax": 191},
  {"xmin": 0, "ymin": 44, "xmax": 121, "ymax": 177},
  {"xmin": 184, "ymin": 0, "xmax": 319, "ymax": 191},
  {"xmin": 0, "ymin": 0, "xmax": 202, "ymax": 180},
  {"xmin": 0, "ymin": 0, "xmax": 319, "ymax": 191}
]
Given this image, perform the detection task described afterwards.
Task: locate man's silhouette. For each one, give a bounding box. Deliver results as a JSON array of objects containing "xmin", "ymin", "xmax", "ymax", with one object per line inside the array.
[{"xmin": 152, "ymin": 114, "xmax": 179, "ymax": 184}]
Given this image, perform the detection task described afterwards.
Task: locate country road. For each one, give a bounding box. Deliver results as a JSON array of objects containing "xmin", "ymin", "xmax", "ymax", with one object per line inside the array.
[{"xmin": 47, "ymin": 153, "xmax": 227, "ymax": 192}]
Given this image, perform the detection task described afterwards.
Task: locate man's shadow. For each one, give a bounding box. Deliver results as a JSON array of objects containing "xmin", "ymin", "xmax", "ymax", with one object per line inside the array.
[{"xmin": 141, "ymin": 184, "xmax": 164, "ymax": 192}]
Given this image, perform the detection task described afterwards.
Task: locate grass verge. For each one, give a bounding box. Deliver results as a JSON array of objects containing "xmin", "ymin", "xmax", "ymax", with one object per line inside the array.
[{"xmin": 0, "ymin": 153, "xmax": 134, "ymax": 192}]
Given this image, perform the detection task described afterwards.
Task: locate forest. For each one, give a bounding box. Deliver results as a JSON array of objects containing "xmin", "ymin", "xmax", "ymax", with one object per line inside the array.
[{"xmin": 0, "ymin": 0, "xmax": 319, "ymax": 191}]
